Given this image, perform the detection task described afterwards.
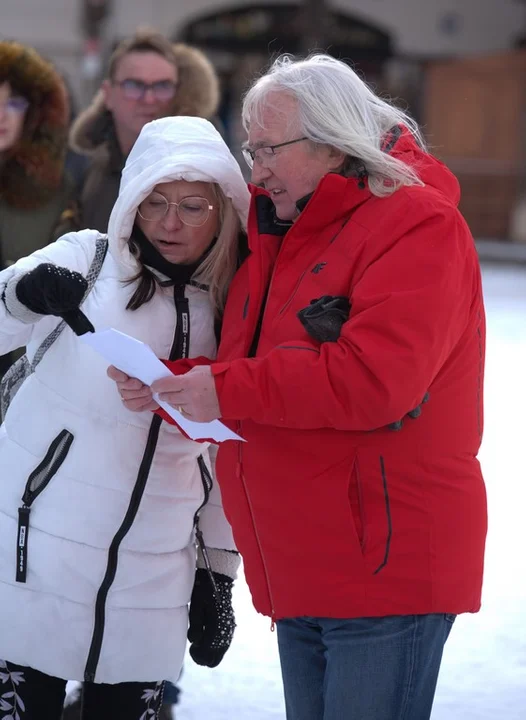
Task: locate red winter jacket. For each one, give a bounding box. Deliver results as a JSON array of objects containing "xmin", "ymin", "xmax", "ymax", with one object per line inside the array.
[{"xmin": 168, "ymin": 131, "xmax": 488, "ymax": 622}]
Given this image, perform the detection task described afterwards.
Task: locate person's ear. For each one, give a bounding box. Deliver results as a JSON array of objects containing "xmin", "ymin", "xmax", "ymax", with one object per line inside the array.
[
  {"xmin": 101, "ymin": 79, "xmax": 114, "ymax": 111},
  {"xmin": 327, "ymin": 145, "xmax": 346, "ymax": 170}
]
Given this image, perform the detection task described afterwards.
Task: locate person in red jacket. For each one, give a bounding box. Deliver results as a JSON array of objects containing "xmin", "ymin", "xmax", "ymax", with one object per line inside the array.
[{"xmin": 110, "ymin": 54, "xmax": 488, "ymax": 720}]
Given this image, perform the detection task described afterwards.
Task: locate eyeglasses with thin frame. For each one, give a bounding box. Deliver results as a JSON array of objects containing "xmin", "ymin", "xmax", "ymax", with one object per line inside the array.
[
  {"xmin": 137, "ymin": 193, "xmax": 214, "ymax": 227},
  {"xmin": 242, "ymin": 137, "xmax": 308, "ymax": 169},
  {"xmin": 115, "ymin": 79, "xmax": 177, "ymax": 102},
  {"xmin": 0, "ymin": 96, "xmax": 29, "ymax": 115}
]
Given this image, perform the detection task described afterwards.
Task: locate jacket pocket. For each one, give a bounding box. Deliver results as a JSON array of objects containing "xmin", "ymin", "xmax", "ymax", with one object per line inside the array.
[
  {"xmin": 16, "ymin": 429, "xmax": 74, "ymax": 583},
  {"xmin": 348, "ymin": 455, "xmax": 366, "ymax": 551},
  {"xmin": 279, "ymin": 270, "xmax": 309, "ymax": 316},
  {"xmin": 348, "ymin": 450, "xmax": 392, "ymax": 575}
]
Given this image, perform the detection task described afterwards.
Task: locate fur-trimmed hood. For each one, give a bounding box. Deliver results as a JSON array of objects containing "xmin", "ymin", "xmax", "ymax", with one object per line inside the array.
[
  {"xmin": 70, "ymin": 43, "xmax": 220, "ymax": 156},
  {"xmin": 0, "ymin": 41, "xmax": 69, "ymax": 210}
]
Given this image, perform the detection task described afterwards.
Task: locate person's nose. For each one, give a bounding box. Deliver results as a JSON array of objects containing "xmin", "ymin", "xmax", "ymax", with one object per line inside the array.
[
  {"xmin": 0, "ymin": 103, "xmax": 8, "ymax": 122},
  {"xmin": 141, "ymin": 88, "xmax": 158, "ymax": 105},
  {"xmin": 251, "ymin": 159, "xmax": 272, "ymax": 185},
  {"xmin": 161, "ymin": 204, "xmax": 183, "ymax": 231}
]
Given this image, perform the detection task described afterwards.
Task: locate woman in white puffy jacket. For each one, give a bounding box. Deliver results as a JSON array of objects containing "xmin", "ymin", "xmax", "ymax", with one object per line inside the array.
[{"xmin": 0, "ymin": 116, "xmax": 250, "ymax": 720}]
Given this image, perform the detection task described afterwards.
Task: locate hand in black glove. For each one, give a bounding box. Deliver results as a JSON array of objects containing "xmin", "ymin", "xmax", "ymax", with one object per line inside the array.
[
  {"xmin": 388, "ymin": 392, "xmax": 430, "ymax": 431},
  {"xmin": 14, "ymin": 263, "xmax": 94, "ymax": 335},
  {"xmin": 188, "ymin": 568, "xmax": 236, "ymax": 668},
  {"xmin": 297, "ymin": 295, "xmax": 351, "ymax": 343}
]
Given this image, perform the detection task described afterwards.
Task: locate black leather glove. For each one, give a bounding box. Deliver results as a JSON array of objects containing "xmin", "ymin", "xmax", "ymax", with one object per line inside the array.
[
  {"xmin": 188, "ymin": 568, "xmax": 236, "ymax": 668},
  {"xmin": 297, "ymin": 295, "xmax": 351, "ymax": 343},
  {"xmin": 297, "ymin": 294, "xmax": 430, "ymax": 432},
  {"xmin": 388, "ymin": 392, "xmax": 430, "ymax": 431},
  {"xmin": 14, "ymin": 263, "xmax": 94, "ymax": 335}
]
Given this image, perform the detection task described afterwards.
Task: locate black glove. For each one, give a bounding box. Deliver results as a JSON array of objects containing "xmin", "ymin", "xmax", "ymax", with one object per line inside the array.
[
  {"xmin": 388, "ymin": 392, "xmax": 430, "ymax": 431},
  {"xmin": 188, "ymin": 568, "xmax": 236, "ymax": 668},
  {"xmin": 15, "ymin": 263, "xmax": 94, "ymax": 335},
  {"xmin": 297, "ymin": 294, "xmax": 430, "ymax": 432},
  {"xmin": 297, "ymin": 295, "xmax": 351, "ymax": 343}
]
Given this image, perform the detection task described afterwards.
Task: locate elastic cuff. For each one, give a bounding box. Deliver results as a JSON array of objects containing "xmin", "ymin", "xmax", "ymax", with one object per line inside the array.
[
  {"xmin": 211, "ymin": 363, "xmax": 229, "ymax": 417},
  {"xmin": 197, "ymin": 546, "xmax": 240, "ymax": 580},
  {"xmin": 3, "ymin": 275, "xmax": 42, "ymax": 324}
]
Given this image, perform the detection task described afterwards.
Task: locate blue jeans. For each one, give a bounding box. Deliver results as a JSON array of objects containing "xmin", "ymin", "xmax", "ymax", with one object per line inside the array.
[
  {"xmin": 163, "ymin": 679, "xmax": 181, "ymax": 705},
  {"xmin": 276, "ymin": 613, "xmax": 455, "ymax": 720}
]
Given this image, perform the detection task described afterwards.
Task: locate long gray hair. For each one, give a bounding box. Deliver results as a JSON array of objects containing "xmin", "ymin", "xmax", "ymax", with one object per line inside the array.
[{"xmin": 242, "ymin": 54, "xmax": 426, "ymax": 197}]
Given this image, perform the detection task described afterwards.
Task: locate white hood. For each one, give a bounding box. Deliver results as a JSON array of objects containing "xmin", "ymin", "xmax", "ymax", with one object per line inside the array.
[{"xmin": 107, "ymin": 116, "xmax": 250, "ymax": 271}]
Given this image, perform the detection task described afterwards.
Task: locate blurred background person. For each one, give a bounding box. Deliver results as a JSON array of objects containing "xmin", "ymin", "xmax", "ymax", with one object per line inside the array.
[
  {"xmin": 63, "ymin": 28, "xmax": 220, "ymax": 235},
  {"xmin": 60, "ymin": 72, "xmax": 90, "ymax": 198},
  {"xmin": 0, "ymin": 40, "xmax": 74, "ymax": 378}
]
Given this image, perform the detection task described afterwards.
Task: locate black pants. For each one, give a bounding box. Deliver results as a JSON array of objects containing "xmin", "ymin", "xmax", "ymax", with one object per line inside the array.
[{"xmin": 0, "ymin": 661, "xmax": 164, "ymax": 720}]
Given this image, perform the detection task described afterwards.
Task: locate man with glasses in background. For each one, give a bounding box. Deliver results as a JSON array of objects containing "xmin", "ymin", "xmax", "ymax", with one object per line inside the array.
[{"xmin": 63, "ymin": 27, "xmax": 220, "ymax": 234}]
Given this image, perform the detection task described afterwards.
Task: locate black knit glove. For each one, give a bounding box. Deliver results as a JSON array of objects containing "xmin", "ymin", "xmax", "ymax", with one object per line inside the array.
[
  {"xmin": 297, "ymin": 295, "xmax": 351, "ymax": 343},
  {"xmin": 188, "ymin": 568, "xmax": 236, "ymax": 668},
  {"xmin": 12, "ymin": 263, "xmax": 94, "ymax": 335}
]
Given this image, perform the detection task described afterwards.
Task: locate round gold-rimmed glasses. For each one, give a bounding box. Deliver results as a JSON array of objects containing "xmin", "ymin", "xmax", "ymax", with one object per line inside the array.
[{"xmin": 138, "ymin": 193, "xmax": 214, "ymax": 227}]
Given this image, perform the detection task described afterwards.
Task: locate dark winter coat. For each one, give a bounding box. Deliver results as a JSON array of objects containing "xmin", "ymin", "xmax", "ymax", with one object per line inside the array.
[{"xmin": 0, "ymin": 41, "xmax": 74, "ymax": 269}]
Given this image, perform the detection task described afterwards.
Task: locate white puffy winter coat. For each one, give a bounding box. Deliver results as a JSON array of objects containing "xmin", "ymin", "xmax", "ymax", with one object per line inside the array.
[{"xmin": 0, "ymin": 117, "xmax": 250, "ymax": 684}]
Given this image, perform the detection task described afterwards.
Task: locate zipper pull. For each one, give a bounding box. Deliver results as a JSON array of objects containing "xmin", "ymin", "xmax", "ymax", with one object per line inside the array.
[{"xmin": 16, "ymin": 506, "xmax": 31, "ymax": 583}]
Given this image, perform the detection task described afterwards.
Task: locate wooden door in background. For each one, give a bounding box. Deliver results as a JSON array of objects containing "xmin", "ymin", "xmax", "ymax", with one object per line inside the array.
[{"xmin": 424, "ymin": 51, "xmax": 526, "ymax": 239}]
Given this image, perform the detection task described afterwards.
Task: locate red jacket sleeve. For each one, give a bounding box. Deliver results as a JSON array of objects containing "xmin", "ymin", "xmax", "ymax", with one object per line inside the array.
[{"xmin": 213, "ymin": 208, "xmax": 479, "ymax": 431}]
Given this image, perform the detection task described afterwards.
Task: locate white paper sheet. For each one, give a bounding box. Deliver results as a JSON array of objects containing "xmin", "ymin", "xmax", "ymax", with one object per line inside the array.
[{"xmin": 81, "ymin": 328, "xmax": 244, "ymax": 443}]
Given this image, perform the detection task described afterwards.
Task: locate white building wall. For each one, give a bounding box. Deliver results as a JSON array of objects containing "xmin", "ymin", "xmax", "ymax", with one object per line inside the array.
[
  {"xmin": 1, "ymin": 0, "xmax": 525, "ymax": 101},
  {"xmin": 116, "ymin": 0, "xmax": 526, "ymax": 57},
  {"xmin": 2, "ymin": 0, "xmax": 525, "ymax": 57},
  {"xmin": 1, "ymin": 1, "xmax": 81, "ymax": 80},
  {"xmin": 331, "ymin": 0, "xmax": 525, "ymax": 56}
]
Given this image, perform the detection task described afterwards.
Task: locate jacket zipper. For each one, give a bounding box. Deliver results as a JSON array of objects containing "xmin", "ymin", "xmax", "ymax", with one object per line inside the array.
[
  {"xmin": 16, "ymin": 429, "xmax": 74, "ymax": 583},
  {"xmin": 250, "ymin": 248, "xmax": 318, "ymax": 352},
  {"xmin": 246, "ymin": 239, "xmax": 284, "ymax": 357},
  {"xmin": 278, "ymin": 269, "xmax": 308, "ymax": 316},
  {"xmin": 84, "ymin": 284, "xmax": 190, "ymax": 682},
  {"xmin": 237, "ymin": 437, "xmax": 276, "ymax": 629},
  {"xmin": 278, "ymin": 217, "xmax": 353, "ymax": 318},
  {"xmin": 238, "ymin": 205, "xmax": 354, "ymax": 618},
  {"xmin": 242, "ymin": 233, "xmax": 303, "ymax": 621}
]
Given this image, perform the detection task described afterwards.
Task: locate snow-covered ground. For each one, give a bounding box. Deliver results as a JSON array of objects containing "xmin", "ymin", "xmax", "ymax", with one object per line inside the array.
[{"xmin": 177, "ymin": 261, "xmax": 526, "ymax": 720}]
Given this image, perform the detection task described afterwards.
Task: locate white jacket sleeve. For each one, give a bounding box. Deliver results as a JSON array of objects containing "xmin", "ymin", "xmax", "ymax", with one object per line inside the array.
[{"xmin": 0, "ymin": 230, "xmax": 100, "ymax": 355}]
